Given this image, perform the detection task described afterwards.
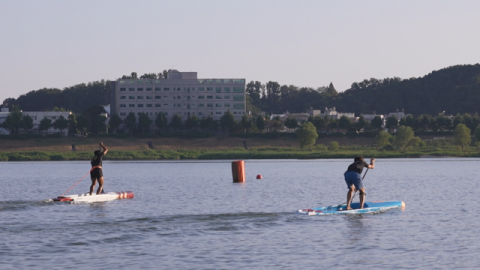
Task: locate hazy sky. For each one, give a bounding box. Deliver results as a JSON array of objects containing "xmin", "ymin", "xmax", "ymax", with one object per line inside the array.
[{"xmin": 1, "ymin": 0, "xmax": 479, "ymax": 104}]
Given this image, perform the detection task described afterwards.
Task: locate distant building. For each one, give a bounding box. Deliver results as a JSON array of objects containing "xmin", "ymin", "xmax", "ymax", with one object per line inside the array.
[
  {"xmin": 387, "ymin": 111, "xmax": 406, "ymax": 119},
  {"xmin": 323, "ymin": 107, "xmax": 355, "ymax": 119},
  {"xmin": 0, "ymin": 108, "xmax": 71, "ymax": 135},
  {"xmin": 110, "ymin": 70, "xmax": 246, "ymax": 129}
]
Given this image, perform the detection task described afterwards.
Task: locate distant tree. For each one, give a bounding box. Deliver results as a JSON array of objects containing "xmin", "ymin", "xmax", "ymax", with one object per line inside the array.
[
  {"xmin": 240, "ymin": 115, "xmax": 252, "ymax": 132},
  {"xmin": 76, "ymin": 115, "xmax": 88, "ymax": 135},
  {"xmin": 138, "ymin": 113, "xmax": 152, "ymax": 133},
  {"xmin": 22, "ymin": 115, "xmax": 34, "ymax": 131},
  {"xmin": 284, "ymin": 116, "xmax": 298, "ymax": 129},
  {"xmin": 453, "ymin": 113, "xmax": 463, "ymax": 127},
  {"xmin": 394, "ymin": 126, "xmax": 419, "ymax": 152},
  {"xmin": 371, "ymin": 116, "xmax": 383, "ymax": 131},
  {"xmin": 52, "ymin": 107, "xmax": 66, "ymax": 112},
  {"xmin": 311, "ymin": 115, "xmax": 326, "ymax": 132},
  {"xmin": 436, "ymin": 114, "xmax": 452, "ymax": 131},
  {"xmin": 256, "ymin": 115, "xmax": 265, "ymax": 132},
  {"xmin": 375, "ymin": 130, "xmax": 392, "ymax": 150},
  {"xmin": 385, "ymin": 115, "xmax": 398, "ymax": 133},
  {"xmin": 338, "ymin": 115, "xmax": 351, "ymax": 130},
  {"xmin": 124, "ymin": 112, "xmax": 137, "ymax": 136},
  {"xmin": 453, "ymin": 123, "xmax": 471, "ymax": 150},
  {"xmin": 109, "ymin": 113, "xmax": 122, "ymax": 133},
  {"xmin": 325, "ymin": 82, "xmax": 338, "ymax": 96},
  {"xmin": 39, "ymin": 117, "xmax": 52, "ymax": 135},
  {"xmin": 404, "ymin": 114, "xmax": 416, "ymax": 128},
  {"xmin": 140, "ymin": 73, "xmax": 158, "ymax": 79},
  {"xmin": 2, "ymin": 105, "xmax": 23, "ymax": 134},
  {"xmin": 296, "ymin": 122, "xmax": 318, "ymax": 149},
  {"xmin": 155, "ymin": 112, "xmax": 168, "ymax": 132},
  {"xmin": 200, "ymin": 115, "xmax": 214, "ymax": 130},
  {"xmin": 170, "ymin": 114, "xmax": 183, "ymax": 130},
  {"xmin": 356, "ymin": 115, "xmax": 368, "ymax": 132},
  {"xmin": 185, "ymin": 115, "xmax": 199, "ymax": 130},
  {"xmin": 52, "ymin": 115, "xmax": 69, "ymax": 136},
  {"xmin": 131, "ymin": 72, "xmax": 138, "ymax": 79},
  {"xmin": 68, "ymin": 114, "xmax": 78, "ymax": 135},
  {"xmin": 328, "ymin": 141, "xmax": 339, "ymax": 151},
  {"xmin": 475, "ymin": 125, "xmax": 480, "ymax": 144},
  {"xmin": 220, "ymin": 110, "xmax": 236, "ymax": 132}
]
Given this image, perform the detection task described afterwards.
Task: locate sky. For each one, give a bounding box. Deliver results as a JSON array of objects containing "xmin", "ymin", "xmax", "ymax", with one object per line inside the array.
[{"xmin": 1, "ymin": 0, "xmax": 479, "ymax": 103}]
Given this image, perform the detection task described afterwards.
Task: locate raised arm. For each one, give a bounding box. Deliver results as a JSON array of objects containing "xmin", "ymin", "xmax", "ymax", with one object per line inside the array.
[
  {"xmin": 368, "ymin": 158, "xmax": 375, "ymax": 169},
  {"xmin": 99, "ymin": 142, "xmax": 108, "ymax": 155}
]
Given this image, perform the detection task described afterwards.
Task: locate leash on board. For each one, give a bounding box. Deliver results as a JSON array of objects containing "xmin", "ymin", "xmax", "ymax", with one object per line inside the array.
[{"xmin": 60, "ymin": 167, "xmax": 98, "ymax": 197}]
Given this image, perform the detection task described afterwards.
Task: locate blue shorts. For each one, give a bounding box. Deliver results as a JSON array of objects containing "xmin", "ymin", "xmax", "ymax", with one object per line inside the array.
[{"xmin": 344, "ymin": 171, "xmax": 363, "ymax": 190}]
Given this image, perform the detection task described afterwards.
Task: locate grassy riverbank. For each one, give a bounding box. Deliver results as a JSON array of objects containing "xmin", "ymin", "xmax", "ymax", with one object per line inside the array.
[
  {"xmin": 0, "ymin": 136, "xmax": 478, "ymax": 161},
  {"xmin": 1, "ymin": 147, "xmax": 479, "ymax": 161}
]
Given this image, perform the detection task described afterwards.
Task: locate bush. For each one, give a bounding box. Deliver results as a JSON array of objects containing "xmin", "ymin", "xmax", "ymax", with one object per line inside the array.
[
  {"xmin": 314, "ymin": 144, "xmax": 328, "ymax": 151},
  {"xmin": 328, "ymin": 141, "xmax": 339, "ymax": 151}
]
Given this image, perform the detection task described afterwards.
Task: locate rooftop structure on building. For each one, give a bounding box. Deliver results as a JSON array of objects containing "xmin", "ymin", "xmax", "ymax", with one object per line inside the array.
[{"xmin": 110, "ymin": 70, "xmax": 246, "ymax": 128}]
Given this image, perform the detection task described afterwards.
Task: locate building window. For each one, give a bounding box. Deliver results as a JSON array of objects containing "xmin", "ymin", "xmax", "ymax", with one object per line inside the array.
[
  {"xmin": 177, "ymin": 88, "xmax": 181, "ymax": 91},
  {"xmin": 215, "ymin": 87, "xmax": 222, "ymax": 93},
  {"xmin": 177, "ymin": 96, "xmax": 181, "ymax": 99},
  {"xmin": 155, "ymin": 87, "xmax": 161, "ymax": 91},
  {"xmin": 198, "ymin": 104, "xmax": 204, "ymax": 107},
  {"xmin": 207, "ymin": 103, "xmax": 213, "ymax": 107},
  {"xmin": 207, "ymin": 96, "xmax": 213, "ymax": 99},
  {"xmin": 155, "ymin": 104, "xmax": 161, "ymax": 107},
  {"xmin": 224, "ymin": 87, "xmax": 230, "ymax": 93},
  {"xmin": 129, "ymin": 96, "xmax": 135, "ymax": 99},
  {"xmin": 138, "ymin": 88, "xmax": 143, "ymax": 91},
  {"xmin": 216, "ymin": 112, "xmax": 222, "ymax": 114},
  {"xmin": 233, "ymin": 87, "xmax": 244, "ymax": 93},
  {"xmin": 119, "ymin": 80, "xmax": 126, "ymax": 84},
  {"xmin": 129, "ymin": 104, "xmax": 135, "ymax": 107},
  {"xmin": 146, "ymin": 96, "xmax": 152, "ymax": 99},
  {"xmin": 155, "ymin": 96, "xmax": 161, "ymax": 99},
  {"xmin": 138, "ymin": 104, "xmax": 144, "ymax": 107},
  {"xmin": 207, "ymin": 87, "xmax": 213, "ymax": 91},
  {"xmin": 120, "ymin": 112, "xmax": 126, "ymax": 116},
  {"xmin": 216, "ymin": 95, "xmax": 222, "ymax": 99},
  {"xmin": 120, "ymin": 104, "xmax": 126, "ymax": 107},
  {"xmin": 224, "ymin": 95, "xmax": 230, "ymax": 99},
  {"xmin": 216, "ymin": 103, "xmax": 222, "ymax": 107},
  {"xmin": 120, "ymin": 88, "xmax": 126, "ymax": 91},
  {"xmin": 129, "ymin": 88, "xmax": 135, "ymax": 91},
  {"xmin": 198, "ymin": 87, "xmax": 204, "ymax": 91},
  {"xmin": 233, "ymin": 95, "xmax": 244, "ymax": 101},
  {"xmin": 233, "ymin": 104, "xmax": 245, "ymax": 109},
  {"xmin": 198, "ymin": 96, "xmax": 204, "ymax": 99},
  {"xmin": 138, "ymin": 96, "xmax": 144, "ymax": 99},
  {"xmin": 146, "ymin": 104, "xmax": 152, "ymax": 107},
  {"xmin": 224, "ymin": 80, "xmax": 230, "ymax": 83},
  {"xmin": 216, "ymin": 80, "xmax": 222, "ymax": 84},
  {"xmin": 224, "ymin": 103, "xmax": 230, "ymax": 107},
  {"xmin": 146, "ymin": 88, "xmax": 152, "ymax": 91},
  {"xmin": 198, "ymin": 112, "xmax": 203, "ymax": 115},
  {"xmin": 233, "ymin": 79, "xmax": 245, "ymax": 84},
  {"xmin": 120, "ymin": 96, "xmax": 126, "ymax": 99},
  {"xmin": 164, "ymin": 87, "xmax": 169, "ymax": 91}
]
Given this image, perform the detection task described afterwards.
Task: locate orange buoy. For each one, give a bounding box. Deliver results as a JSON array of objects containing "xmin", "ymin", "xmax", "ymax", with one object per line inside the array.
[
  {"xmin": 256, "ymin": 174, "xmax": 262, "ymax": 179},
  {"xmin": 232, "ymin": 160, "xmax": 245, "ymax": 183}
]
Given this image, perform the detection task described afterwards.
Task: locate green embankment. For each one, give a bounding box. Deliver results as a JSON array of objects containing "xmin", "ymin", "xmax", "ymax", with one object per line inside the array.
[{"xmin": 1, "ymin": 146, "xmax": 480, "ymax": 161}]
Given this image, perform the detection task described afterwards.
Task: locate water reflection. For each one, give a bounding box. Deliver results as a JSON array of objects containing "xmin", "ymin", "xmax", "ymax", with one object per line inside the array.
[{"xmin": 344, "ymin": 215, "xmax": 368, "ymax": 245}]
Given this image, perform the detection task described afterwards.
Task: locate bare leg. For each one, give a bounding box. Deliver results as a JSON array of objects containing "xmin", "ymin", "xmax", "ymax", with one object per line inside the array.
[
  {"xmin": 359, "ymin": 188, "xmax": 366, "ymax": 209},
  {"xmin": 96, "ymin": 177, "xmax": 104, "ymax": 195},
  {"xmin": 346, "ymin": 186, "xmax": 355, "ymax": 210},
  {"xmin": 90, "ymin": 178, "xmax": 97, "ymax": 195}
]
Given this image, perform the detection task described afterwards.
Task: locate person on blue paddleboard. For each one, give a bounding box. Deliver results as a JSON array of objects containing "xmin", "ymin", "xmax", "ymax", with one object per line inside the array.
[
  {"xmin": 90, "ymin": 142, "xmax": 108, "ymax": 195},
  {"xmin": 344, "ymin": 156, "xmax": 375, "ymax": 210}
]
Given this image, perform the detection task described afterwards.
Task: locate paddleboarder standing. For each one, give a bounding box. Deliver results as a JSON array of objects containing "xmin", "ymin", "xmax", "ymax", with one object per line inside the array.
[
  {"xmin": 90, "ymin": 142, "xmax": 108, "ymax": 195},
  {"xmin": 344, "ymin": 156, "xmax": 375, "ymax": 210}
]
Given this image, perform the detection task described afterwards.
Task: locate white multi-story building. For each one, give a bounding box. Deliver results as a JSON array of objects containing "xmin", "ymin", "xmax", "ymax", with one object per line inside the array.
[{"xmin": 110, "ymin": 70, "xmax": 246, "ymax": 127}]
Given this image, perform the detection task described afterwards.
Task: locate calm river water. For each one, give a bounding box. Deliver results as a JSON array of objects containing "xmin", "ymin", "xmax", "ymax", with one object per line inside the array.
[{"xmin": 1, "ymin": 158, "xmax": 479, "ymax": 269}]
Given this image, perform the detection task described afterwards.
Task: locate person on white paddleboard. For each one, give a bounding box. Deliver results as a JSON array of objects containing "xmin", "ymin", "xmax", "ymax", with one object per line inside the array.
[
  {"xmin": 90, "ymin": 142, "xmax": 108, "ymax": 195},
  {"xmin": 344, "ymin": 156, "xmax": 375, "ymax": 210}
]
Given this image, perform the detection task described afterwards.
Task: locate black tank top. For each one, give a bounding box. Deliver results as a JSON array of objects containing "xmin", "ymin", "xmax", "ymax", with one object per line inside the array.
[{"xmin": 91, "ymin": 152, "xmax": 104, "ymax": 167}]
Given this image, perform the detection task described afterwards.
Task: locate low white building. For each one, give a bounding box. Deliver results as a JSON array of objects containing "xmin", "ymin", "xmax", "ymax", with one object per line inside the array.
[{"xmin": 0, "ymin": 108, "xmax": 71, "ymax": 135}]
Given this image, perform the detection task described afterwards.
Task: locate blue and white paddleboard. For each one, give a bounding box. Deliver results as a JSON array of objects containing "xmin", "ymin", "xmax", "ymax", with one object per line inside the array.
[{"xmin": 297, "ymin": 201, "xmax": 405, "ymax": 215}]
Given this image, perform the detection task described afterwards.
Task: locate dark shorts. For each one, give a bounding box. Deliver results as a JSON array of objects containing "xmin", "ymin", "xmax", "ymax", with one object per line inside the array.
[
  {"xmin": 90, "ymin": 168, "xmax": 103, "ymax": 179},
  {"xmin": 344, "ymin": 171, "xmax": 363, "ymax": 190}
]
